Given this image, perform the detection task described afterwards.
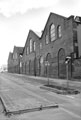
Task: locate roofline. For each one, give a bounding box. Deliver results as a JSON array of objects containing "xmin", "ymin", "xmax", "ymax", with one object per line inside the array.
[
  {"xmin": 50, "ymin": 12, "xmax": 67, "ymax": 19},
  {"xmin": 23, "ymin": 29, "xmax": 40, "ymax": 54},
  {"xmin": 40, "ymin": 12, "xmax": 67, "ymax": 39},
  {"xmin": 29, "ymin": 29, "xmax": 40, "ymax": 38}
]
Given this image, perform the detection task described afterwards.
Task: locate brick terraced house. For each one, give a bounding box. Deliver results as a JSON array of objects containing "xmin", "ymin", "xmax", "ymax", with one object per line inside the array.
[{"xmin": 8, "ymin": 12, "xmax": 81, "ymax": 79}]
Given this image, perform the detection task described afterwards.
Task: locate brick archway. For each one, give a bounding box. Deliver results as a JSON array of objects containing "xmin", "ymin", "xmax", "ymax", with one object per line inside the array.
[
  {"xmin": 46, "ymin": 53, "xmax": 51, "ymax": 62},
  {"xmin": 58, "ymin": 48, "xmax": 66, "ymax": 78}
]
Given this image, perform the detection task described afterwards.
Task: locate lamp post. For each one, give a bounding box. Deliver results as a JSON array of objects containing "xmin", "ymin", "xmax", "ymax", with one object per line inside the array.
[
  {"xmin": 65, "ymin": 56, "xmax": 71, "ymax": 90},
  {"xmin": 34, "ymin": 52, "xmax": 36, "ymax": 76},
  {"xmin": 45, "ymin": 61, "xmax": 50, "ymax": 85}
]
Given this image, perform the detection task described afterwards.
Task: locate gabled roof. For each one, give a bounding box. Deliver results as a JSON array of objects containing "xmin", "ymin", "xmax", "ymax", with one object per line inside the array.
[
  {"xmin": 35, "ymin": 31, "xmax": 42, "ymax": 37},
  {"xmin": 40, "ymin": 12, "xmax": 67, "ymax": 39},
  {"xmin": 9, "ymin": 52, "xmax": 13, "ymax": 59},
  {"xmin": 25, "ymin": 30, "xmax": 40, "ymax": 45},
  {"xmin": 8, "ymin": 52, "xmax": 13, "ymax": 61},
  {"xmin": 23, "ymin": 29, "xmax": 40, "ymax": 54},
  {"xmin": 29, "ymin": 29, "xmax": 40, "ymax": 38},
  {"xmin": 13, "ymin": 46, "xmax": 24, "ymax": 55}
]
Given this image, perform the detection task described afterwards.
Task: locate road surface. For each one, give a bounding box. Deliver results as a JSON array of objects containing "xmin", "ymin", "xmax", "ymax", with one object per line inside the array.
[{"xmin": 0, "ymin": 73, "xmax": 81, "ymax": 120}]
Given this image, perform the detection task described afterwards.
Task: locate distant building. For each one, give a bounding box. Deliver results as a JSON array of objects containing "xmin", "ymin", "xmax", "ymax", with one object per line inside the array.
[
  {"xmin": 8, "ymin": 12, "xmax": 81, "ymax": 79},
  {"xmin": 8, "ymin": 46, "xmax": 23, "ymax": 74},
  {"xmin": 21, "ymin": 30, "xmax": 40, "ymax": 76},
  {"xmin": 8, "ymin": 52, "xmax": 14, "ymax": 73},
  {"xmin": 0, "ymin": 64, "xmax": 7, "ymax": 72}
]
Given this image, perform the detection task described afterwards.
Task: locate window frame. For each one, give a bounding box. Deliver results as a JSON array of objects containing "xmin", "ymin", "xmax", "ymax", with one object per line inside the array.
[
  {"xmin": 33, "ymin": 41, "xmax": 36, "ymax": 51},
  {"xmin": 30, "ymin": 39, "xmax": 33, "ymax": 53},
  {"xmin": 26, "ymin": 47, "xmax": 29, "ymax": 55},
  {"xmin": 57, "ymin": 25, "xmax": 62, "ymax": 38},
  {"xmin": 50, "ymin": 23, "xmax": 56, "ymax": 42},
  {"xmin": 45, "ymin": 34, "xmax": 49, "ymax": 44},
  {"xmin": 40, "ymin": 43, "xmax": 42, "ymax": 49}
]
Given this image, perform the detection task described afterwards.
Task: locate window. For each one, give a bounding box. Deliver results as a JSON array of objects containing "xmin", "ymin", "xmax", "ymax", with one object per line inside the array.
[
  {"xmin": 40, "ymin": 56, "xmax": 43, "ymax": 64},
  {"xmin": 30, "ymin": 39, "xmax": 33, "ymax": 52},
  {"xmin": 40, "ymin": 43, "xmax": 42, "ymax": 49},
  {"xmin": 13, "ymin": 54, "xmax": 15, "ymax": 59},
  {"xmin": 27, "ymin": 47, "xmax": 29, "ymax": 54},
  {"xmin": 74, "ymin": 53, "xmax": 76, "ymax": 58},
  {"xmin": 57, "ymin": 25, "xmax": 62, "ymax": 38},
  {"xmin": 50, "ymin": 24, "xmax": 55, "ymax": 41},
  {"xmin": 26, "ymin": 47, "xmax": 29, "ymax": 55},
  {"xmin": 74, "ymin": 46, "xmax": 78, "ymax": 58},
  {"xmin": 46, "ymin": 35, "xmax": 49, "ymax": 44},
  {"xmin": 33, "ymin": 41, "xmax": 36, "ymax": 51},
  {"xmin": 75, "ymin": 42, "xmax": 78, "ymax": 47},
  {"xmin": 13, "ymin": 53, "xmax": 17, "ymax": 59},
  {"xmin": 20, "ymin": 62, "xmax": 22, "ymax": 67}
]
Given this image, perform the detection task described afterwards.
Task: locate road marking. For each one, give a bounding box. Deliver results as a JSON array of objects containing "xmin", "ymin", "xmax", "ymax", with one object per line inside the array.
[{"xmin": 60, "ymin": 107, "xmax": 81, "ymax": 119}]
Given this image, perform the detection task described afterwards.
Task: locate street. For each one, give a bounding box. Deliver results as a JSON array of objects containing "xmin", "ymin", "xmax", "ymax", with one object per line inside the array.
[{"xmin": 0, "ymin": 73, "xmax": 81, "ymax": 120}]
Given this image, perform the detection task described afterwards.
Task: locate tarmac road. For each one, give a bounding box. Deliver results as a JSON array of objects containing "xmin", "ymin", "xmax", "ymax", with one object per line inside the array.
[{"xmin": 0, "ymin": 73, "xmax": 81, "ymax": 120}]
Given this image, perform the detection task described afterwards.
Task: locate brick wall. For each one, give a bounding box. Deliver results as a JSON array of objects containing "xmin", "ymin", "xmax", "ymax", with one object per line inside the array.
[
  {"xmin": 8, "ymin": 13, "xmax": 81, "ymax": 80},
  {"xmin": 38, "ymin": 13, "xmax": 74, "ymax": 78},
  {"xmin": 72, "ymin": 59, "xmax": 81, "ymax": 79}
]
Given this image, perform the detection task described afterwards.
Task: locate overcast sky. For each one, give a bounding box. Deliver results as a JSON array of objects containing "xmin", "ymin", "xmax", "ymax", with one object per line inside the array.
[{"xmin": 0, "ymin": 0, "xmax": 81, "ymax": 67}]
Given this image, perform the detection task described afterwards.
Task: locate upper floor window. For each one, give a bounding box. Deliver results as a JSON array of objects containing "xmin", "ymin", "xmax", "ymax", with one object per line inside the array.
[
  {"xmin": 30, "ymin": 39, "xmax": 33, "ymax": 52},
  {"xmin": 40, "ymin": 43, "xmax": 42, "ymax": 49},
  {"xmin": 20, "ymin": 62, "xmax": 22, "ymax": 67},
  {"xmin": 40, "ymin": 56, "xmax": 43, "ymax": 64},
  {"xmin": 27, "ymin": 47, "xmax": 29, "ymax": 55},
  {"xmin": 33, "ymin": 41, "xmax": 36, "ymax": 51},
  {"xmin": 57, "ymin": 25, "xmax": 62, "ymax": 38},
  {"xmin": 50, "ymin": 24, "xmax": 55, "ymax": 41},
  {"xmin": 13, "ymin": 53, "xmax": 17, "ymax": 59},
  {"xmin": 46, "ymin": 35, "xmax": 49, "ymax": 44}
]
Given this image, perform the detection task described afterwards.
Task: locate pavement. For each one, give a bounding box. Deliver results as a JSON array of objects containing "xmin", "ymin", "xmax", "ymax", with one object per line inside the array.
[{"xmin": 10, "ymin": 72, "xmax": 81, "ymax": 91}]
